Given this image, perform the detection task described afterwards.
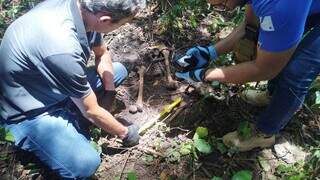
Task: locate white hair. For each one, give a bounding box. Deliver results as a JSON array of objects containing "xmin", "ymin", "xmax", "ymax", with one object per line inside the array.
[{"xmin": 80, "ymin": 0, "xmax": 146, "ymax": 22}]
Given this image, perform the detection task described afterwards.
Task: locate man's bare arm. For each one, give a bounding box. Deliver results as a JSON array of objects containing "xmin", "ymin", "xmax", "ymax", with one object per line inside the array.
[
  {"xmin": 93, "ymin": 44, "xmax": 115, "ymax": 91},
  {"xmin": 203, "ymin": 4, "xmax": 298, "ymax": 84},
  {"xmin": 204, "ymin": 46, "xmax": 297, "ymax": 84},
  {"xmin": 214, "ymin": 5, "xmax": 257, "ymax": 55},
  {"xmin": 71, "ymin": 90, "xmax": 128, "ymax": 139}
]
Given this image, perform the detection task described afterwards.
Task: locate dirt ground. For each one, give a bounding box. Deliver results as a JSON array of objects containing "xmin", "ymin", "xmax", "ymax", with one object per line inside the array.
[{"xmin": 1, "ymin": 4, "xmax": 319, "ymax": 180}]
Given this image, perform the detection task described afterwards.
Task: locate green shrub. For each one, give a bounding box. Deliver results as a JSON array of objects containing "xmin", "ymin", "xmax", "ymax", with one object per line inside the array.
[{"xmin": 0, "ymin": 0, "xmax": 42, "ymax": 38}]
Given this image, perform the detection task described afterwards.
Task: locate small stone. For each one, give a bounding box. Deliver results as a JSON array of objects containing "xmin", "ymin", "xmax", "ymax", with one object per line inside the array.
[
  {"xmin": 274, "ymin": 137, "xmax": 309, "ymax": 164},
  {"xmin": 129, "ymin": 105, "xmax": 138, "ymax": 114}
]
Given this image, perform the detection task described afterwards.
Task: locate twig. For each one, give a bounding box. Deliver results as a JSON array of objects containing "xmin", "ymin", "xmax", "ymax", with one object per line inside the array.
[
  {"xmin": 169, "ymin": 127, "xmax": 190, "ymax": 132},
  {"xmin": 104, "ymin": 147, "xmax": 136, "ymax": 171},
  {"xmin": 111, "ymin": 136, "xmax": 119, "ymax": 145},
  {"xmin": 105, "ymin": 35, "xmax": 115, "ymax": 46},
  {"xmin": 186, "ymin": 162, "xmax": 203, "ymax": 179},
  {"xmin": 119, "ymin": 150, "xmax": 131, "ymax": 180},
  {"xmin": 203, "ymin": 162, "xmax": 222, "ymax": 169},
  {"xmin": 146, "ymin": 95, "xmax": 155, "ymax": 104},
  {"xmin": 159, "ymin": 91, "xmax": 184, "ymax": 96},
  {"xmin": 311, "ymin": 166, "xmax": 320, "ymax": 179},
  {"xmin": 185, "ymin": 130, "xmax": 194, "ymax": 137},
  {"xmin": 145, "ymin": 62, "xmax": 154, "ymax": 74},
  {"xmin": 166, "ymin": 0, "xmax": 173, "ymax": 8},
  {"xmin": 200, "ymin": 166, "xmax": 212, "ymax": 178},
  {"xmin": 298, "ymin": 128, "xmax": 306, "ymax": 145},
  {"xmin": 163, "ymin": 105, "xmax": 186, "ymax": 124}
]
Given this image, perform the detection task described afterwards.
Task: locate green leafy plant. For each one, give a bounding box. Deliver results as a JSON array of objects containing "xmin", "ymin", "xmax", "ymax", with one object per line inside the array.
[
  {"xmin": 158, "ymin": 0, "xmax": 210, "ymax": 40},
  {"xmin": 193, "ymin": 127, "xmax": 213, "ymax": 154},
  {"xmin": 231, "ymin": 170, "xmax": 252, "ymax": 180},
  {"xmin": 306, "ymin": 78, "xmax": 320, "ymax": 112},
  {"xmin": 90, "ymin": 127, "xmax": 102, "ymax": 141},
  {"xmin": 194, "ymin": 138, "xmax": 212, "ymax": 154},
  {"xmin": 237, "ymin": 121, "xmax": 252, "ymax": 140},
  {"xmin": 0, "ymin": 127, "xmax": 14, "ymax": 142},
  {"xmin": 214, "ymin": 53, "xmax": 234, "ymax": 66},
  {"xmin": 127, "ymin": 171, "xmax": 137, "ymax": 180},
  {"xmin": 275, "ymin": 162, "xmax": 306, "ymax": 180},
  {"xmin": 231, "ymin": 8, "xmax": 245, "ymax": 25},
  {"xmin": 211, "ymin": 170, "xmax": 252, "ymax": 180},
  {"xmin": 1, "ymin": 0, "xmax": 42, "ymax": 38},
  {"xmin": 195, "ymin": 126, "xmax": 208, "ymax": 138},
  {"xmin": 182, "ymin": 127, "xmax": 230, "ymax": 158},
  {"xmin": 304, "ymin": 148, "xmax": 320, "ymax": 179},
  {"xmin": 179, "ymin": 142, "xmax": 193, "ymax": 155},
  {"xmin": 175, "ymin": 126, "xmax": 213, "ymax": 161},
  {"xmin": 274, "ymin": 148, "xmax": 320, "ymax": 179}
]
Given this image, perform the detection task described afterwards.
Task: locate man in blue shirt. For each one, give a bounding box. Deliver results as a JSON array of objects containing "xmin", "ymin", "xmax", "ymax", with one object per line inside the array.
[
  {"xmin": 175, "ymin": 0, "xmax": 320, "ymax": 151},
  {"xmin": 0, "ymin": 0, "xmax": 145, "ymax": 178}
]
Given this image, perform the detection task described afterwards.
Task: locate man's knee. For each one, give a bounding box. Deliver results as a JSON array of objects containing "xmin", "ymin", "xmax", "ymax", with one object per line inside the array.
[
  {"xmin": 278, "ymin": 59, "xmax": 317, "ymax": 95},
  {"xmin": 113, "ymin": 62, "xmax": 128, "ymax": 86},
  {"xmin": 69, "ymin": 150, "xmax": 101, "ymax": 178}
]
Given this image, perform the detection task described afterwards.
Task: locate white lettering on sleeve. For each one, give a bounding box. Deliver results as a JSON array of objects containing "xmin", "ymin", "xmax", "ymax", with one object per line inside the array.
[{"xmin": 260, "ymin": 16, "xmax": 275, "ymax": 31}]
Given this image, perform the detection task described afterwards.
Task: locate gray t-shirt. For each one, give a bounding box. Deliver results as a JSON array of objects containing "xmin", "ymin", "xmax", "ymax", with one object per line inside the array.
[{"xmin": 0, "ymin": 0, "xmax": 102, "ymax": 121}]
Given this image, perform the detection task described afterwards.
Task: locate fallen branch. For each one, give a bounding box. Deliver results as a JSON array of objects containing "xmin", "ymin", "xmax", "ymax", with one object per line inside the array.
[{"xmin": 119, "ymin": 150, "xmax": 131, "ymax": 180}]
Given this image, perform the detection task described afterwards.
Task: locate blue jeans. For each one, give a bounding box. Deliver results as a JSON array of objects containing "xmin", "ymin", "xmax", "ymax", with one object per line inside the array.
[
  {"xmin": 2, "ymin": 62, "xmax": 128, "ymax": 179},
  {"xmin": 257, "ymin": 26, "xmax": 320, "ymax": 134}
]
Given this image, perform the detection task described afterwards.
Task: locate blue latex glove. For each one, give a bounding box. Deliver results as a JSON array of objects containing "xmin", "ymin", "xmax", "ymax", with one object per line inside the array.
[
  {"xmin": 174, "ymin": 45, "xmax": 218, "ymax": 72},
  {"xmin": 175, "ymin": 68, "xmax": 207, "ymax": 84}
]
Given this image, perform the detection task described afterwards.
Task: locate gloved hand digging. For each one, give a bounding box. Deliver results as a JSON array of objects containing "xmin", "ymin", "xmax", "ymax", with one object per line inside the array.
[
  {"xmin": 175, "ymin": 68, "xmax": 207, "ymax": 84},
  {"xmin": 174, "ymin": 45, "xmax": 218, "ymax": 72},
  {"xmin": 122, "ymin": 124, "xmax": 140, "ymax": 147},
  {"xmin": 97, "ymin": 90, "xmax": 116, "ymax": 111}
]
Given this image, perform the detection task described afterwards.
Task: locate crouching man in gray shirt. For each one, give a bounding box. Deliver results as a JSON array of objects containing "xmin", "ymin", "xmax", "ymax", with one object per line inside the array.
[{"xmin": 0, "ymin": 0, "xmax": 145, "ymax": 178}]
